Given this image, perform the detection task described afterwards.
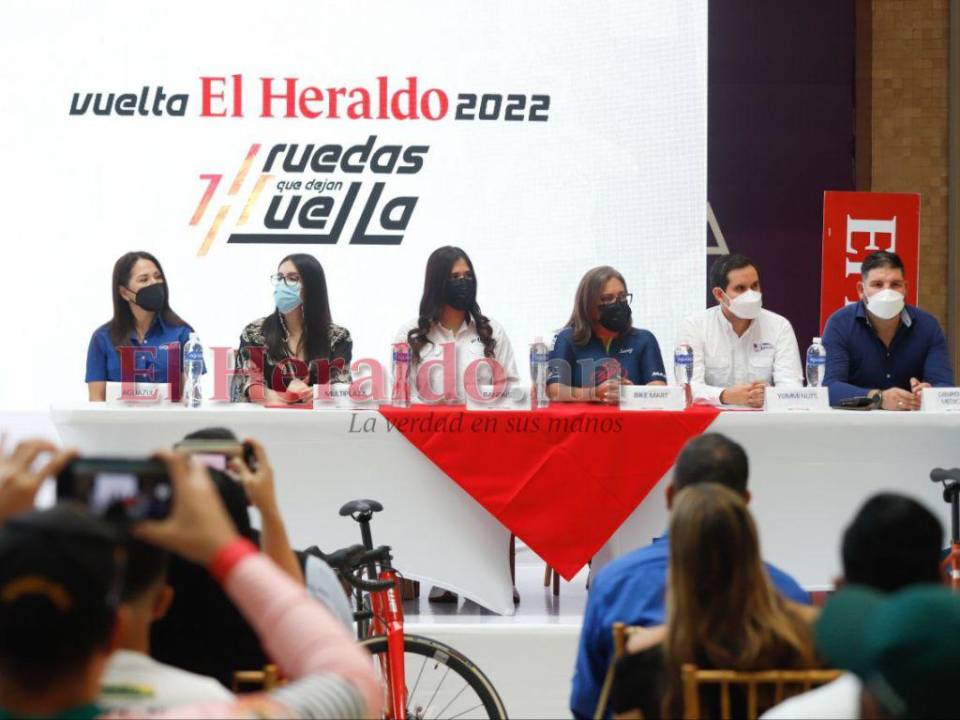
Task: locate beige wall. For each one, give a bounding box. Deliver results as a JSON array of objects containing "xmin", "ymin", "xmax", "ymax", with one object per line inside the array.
[{"xmin": 870, "ymin": 0, "xmax": 951, "ymax": 325}]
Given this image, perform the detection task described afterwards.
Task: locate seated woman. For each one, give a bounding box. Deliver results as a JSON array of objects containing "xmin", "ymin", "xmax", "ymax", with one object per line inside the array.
[
  {"xmin": 547, "ymin": 266, "xmax": 666, "ymax": 404},
  {"xmin": 610, "ymin": 483, "xmax": 817, "ymax": 719},
  {"xmin": 395, "ymin": 246, "xmax": 518, "ymax": 403},
  {"xmin": 85, "ymin": 251, "xmax": 196, "ymax": 401},
  {"xmin": 233, "ymin": 253, "xmax": 351, "ymax": 403}
]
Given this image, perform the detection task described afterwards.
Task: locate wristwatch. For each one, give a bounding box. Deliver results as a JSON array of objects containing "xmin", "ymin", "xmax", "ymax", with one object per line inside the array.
[{"xmin": 868, "ymin": 389, "xmax": 883, "ymax": 409}]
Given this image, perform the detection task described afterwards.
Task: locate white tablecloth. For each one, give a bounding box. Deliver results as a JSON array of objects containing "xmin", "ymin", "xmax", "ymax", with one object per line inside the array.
[{"xmin": 49, "ymin": 405, "xmax": 960, "ymax": 613}]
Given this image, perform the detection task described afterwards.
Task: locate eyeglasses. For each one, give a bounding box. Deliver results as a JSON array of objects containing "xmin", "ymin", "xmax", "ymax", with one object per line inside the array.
[
  {"xmin": 270, "ymin": 273, "xmax": 301, "ymax": 287},
  {"xmin": 599, "ymin": 292, "xmax": 632, "ymax": 307}
]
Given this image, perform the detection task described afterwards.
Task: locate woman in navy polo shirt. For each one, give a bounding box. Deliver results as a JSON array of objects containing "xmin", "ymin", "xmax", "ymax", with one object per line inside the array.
[
  {"xmin": 85, "ymin": 251, "xmax": 196, "ymax": 401},
  {"xmin": 547, "ymin": 265, "xmax": 666, "ymax": 403}
]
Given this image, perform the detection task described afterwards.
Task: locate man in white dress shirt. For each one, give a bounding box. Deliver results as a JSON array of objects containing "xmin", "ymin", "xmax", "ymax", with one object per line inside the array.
[{"xmin": 678, "ymin": 253, "xmax": 803, "ymax": 407}]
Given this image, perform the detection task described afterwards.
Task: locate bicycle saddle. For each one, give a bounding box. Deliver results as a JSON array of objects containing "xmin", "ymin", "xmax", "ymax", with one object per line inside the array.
[
  {"xmin": 339, "ymin": 498, "xmax": 384, "ymax": 518},
  {"xmin": 304, "ymin": 543, "xmax": 367, "ymax": 573}
]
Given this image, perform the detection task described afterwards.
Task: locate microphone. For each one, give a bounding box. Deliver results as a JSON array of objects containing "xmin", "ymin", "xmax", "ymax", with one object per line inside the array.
[{"xmin": 931, "ymin": 468, "xmax": 960, "ymax": 483}]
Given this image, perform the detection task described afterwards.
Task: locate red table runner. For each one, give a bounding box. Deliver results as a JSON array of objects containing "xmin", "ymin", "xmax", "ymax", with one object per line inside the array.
[{"xmin": 378, "ymin": 404, "xmax": 720, "ymax": 579}]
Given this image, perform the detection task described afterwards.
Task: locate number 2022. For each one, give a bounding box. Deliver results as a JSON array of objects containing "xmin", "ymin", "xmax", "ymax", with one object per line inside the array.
[{"xmin": 454, "ymin": 94, "xmax": 550, "ymax": 122}]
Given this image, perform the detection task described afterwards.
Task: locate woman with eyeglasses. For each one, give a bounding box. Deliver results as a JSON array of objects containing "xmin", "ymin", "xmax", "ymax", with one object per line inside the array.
[
  {"xmin": 232, "ymin": 254, "xmax": 352, "ymax": 404},
  {"xmin": 395, "ymin": 246, "xmax": 518, "ymax": 404},
  {"xmin": 86, "ymin": 251, "xmax": 197, "ymax": 401},
  {"xmin": 547, "ymin": 266, "xmax": 666, "ymax": 404}
]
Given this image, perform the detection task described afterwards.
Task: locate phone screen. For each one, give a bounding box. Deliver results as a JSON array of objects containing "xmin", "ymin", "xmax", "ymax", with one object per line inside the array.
[{"xmin": 58, "ymin": 460, "xmax": 172, "ymax": 521}]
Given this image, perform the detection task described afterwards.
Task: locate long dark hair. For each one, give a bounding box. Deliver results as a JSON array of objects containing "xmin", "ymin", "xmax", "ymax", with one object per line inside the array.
[
  {"xmin": 407, "ymin": 246, "xmax": 495, "ymax": 364},
  {"xmin": 565, "ymin": 265, "xmax": 628, "ymax": 346},
  {"xmin": 108, "ymin": 251, "xmax": 186, "ymax": 347},
  {"xmin": 261, "ymin": 253, "xmax": 333, "ymax": 365}
]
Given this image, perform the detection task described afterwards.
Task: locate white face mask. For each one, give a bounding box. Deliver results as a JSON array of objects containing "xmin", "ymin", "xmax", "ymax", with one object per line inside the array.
[
  {"xmin": 723, "ymin": 289, "xmax": 763, "ymax": 320},
  {"xmin": 864, "ymin": 288, "xmax": 905, "ymax": 320}
]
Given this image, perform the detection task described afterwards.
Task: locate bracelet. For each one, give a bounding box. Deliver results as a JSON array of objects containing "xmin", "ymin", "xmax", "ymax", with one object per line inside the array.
[{"xmin": 208, "ymin": 537, "xmax": 259, "ymax": 584}]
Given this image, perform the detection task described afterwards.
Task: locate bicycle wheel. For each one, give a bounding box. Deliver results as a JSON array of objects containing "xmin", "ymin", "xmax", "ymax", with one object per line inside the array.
[{"xmin": 360, "ymin": 633, "xmax": 507, "ymax": 719}]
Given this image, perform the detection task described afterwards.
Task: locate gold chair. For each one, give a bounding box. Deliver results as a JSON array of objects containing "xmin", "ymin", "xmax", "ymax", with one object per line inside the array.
[
  {"xmin": 593, "ymin": 622, "xmax": 644, "ymax": 719},
  {"xmin": 680, "ymin": 664, "xmax": 844, "ymax": 720},
  {"xmin": 232, "ymin": 664, "xmax": 283, "ymax": 693},
  {"xmin": 594, "ymin": 623, "xmax": 843, "ymax": 720}
]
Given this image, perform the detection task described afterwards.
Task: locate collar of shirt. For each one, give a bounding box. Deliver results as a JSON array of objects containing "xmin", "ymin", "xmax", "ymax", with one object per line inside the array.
[
  {"xmin": 128, "ymin": 313, "xmax": 169, "ymax": 345},
  {"xmin": 429, "ymin": 317, "xmax": 474, "ymax": 342},
  {"xmin": 712, "ymin": 304, "xmax": 760, "ymax": 343},
  {"xmin": 855, "ymin": 300, "xmax": 914, "ymax": 330}
]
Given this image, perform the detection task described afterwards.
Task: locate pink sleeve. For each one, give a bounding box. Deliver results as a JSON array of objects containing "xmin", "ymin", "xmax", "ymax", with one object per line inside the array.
[{"xmin": 222, "ymin": 553, "xmax": 381, "ymax": 716}]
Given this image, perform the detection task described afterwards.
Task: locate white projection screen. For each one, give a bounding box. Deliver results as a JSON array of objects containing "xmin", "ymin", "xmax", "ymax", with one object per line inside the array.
[{"xmin": 0, "ymin": 0, "xmax": 706, "ymax": 409}]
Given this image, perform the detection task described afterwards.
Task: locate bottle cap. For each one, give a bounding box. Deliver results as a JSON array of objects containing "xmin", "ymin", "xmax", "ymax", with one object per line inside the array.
[
  {"xmin": 813, "ymin": 337, "xmax": 822, "ymax": 344},
  {"xmin": 533, "ymin": 336, "xmax": 544, "ymax": 344}
]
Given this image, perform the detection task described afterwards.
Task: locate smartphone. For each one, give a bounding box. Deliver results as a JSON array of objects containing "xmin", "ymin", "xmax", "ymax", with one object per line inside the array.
[
  {"xmin": 833, "ymin": 396, "xmax": 875, "ymax": 410},
  {"xmin": 172, "ymin": 439, "xmax": 257, "ymax": 472},
  {"xmin": 57, "ymin": 458, "xmax": 172, "ymax": 521}
]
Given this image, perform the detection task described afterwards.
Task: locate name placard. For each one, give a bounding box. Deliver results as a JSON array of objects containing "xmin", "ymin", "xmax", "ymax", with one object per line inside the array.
[
  {"xmin": 465, "ymin": 385, "xmax": 530, "ymax": 411},
  {"xmin": 314, "ymin": 383, "xmax": 354, "ymax": 409},
  {"xmin": 922, "ymin": 387, "xmax": 960, "ymax": 413},
  {"xmin": 764, "ymin": 387, "xmax": 829, "ymax": 413},
  {"xmin": 106, "ymin": 382, "xmax": 170, "ymax": 405},
  {"xmin": 619, "ymin": 385, "xmax": 686, "ymax": 411}
]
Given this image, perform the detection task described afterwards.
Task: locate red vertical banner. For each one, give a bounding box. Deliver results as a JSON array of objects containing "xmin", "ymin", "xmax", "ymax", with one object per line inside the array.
[{"xmin": 820, "ymin": 191, "xmax": 921, "ymax": 331}]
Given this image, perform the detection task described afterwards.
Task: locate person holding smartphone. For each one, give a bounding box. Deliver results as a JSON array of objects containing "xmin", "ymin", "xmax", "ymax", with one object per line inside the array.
[{"xmin": 233, "ymin": 254, "xmax": 352, "ymax": 404}]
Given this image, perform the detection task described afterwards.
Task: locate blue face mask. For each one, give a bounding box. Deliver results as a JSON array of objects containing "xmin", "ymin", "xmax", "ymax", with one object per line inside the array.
[{"xmin": 274, "ymin": 282, "xmax": 303, "ymax": 313}]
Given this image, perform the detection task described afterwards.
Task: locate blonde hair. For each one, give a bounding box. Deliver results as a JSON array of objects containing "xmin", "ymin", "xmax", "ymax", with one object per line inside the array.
[{"xmin": 663, "ymin": 483, "xmax": 816, "ymax": 716}]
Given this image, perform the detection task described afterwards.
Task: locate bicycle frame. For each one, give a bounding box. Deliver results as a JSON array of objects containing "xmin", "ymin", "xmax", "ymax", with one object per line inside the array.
[{"xmin": 369, "ymin": 567, "xmax": 407, "ymax": 720}]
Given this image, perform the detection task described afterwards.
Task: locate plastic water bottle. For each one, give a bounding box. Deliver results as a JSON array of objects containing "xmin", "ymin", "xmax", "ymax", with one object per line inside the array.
[
  {"xmin": 806, "ymin": 337, "xmax": 827, "ymax": 387},
  {"xmin": 391, "ymin": 342, "xmax": 411, "ymax": 407},
  {"xmin": 183, "ymin": 333, "xmax": 203, "ymax": 408},
  {"xmin": 674, "ymin": 343, "xmax": 694, "ymax": 385},
  {"xmin": 529, "ymin": 337, "xmax": 549, "ymax": 409}
]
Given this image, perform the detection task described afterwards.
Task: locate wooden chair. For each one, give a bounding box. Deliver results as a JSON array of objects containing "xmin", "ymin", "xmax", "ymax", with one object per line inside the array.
[
  {"xmin": 680, "ymin": 664, "xmax": 844, "ymax": 720},
  {"xmin": 232, "ymin": 664, "xmax": 283, "ymax": 693},
  {"xmin": 593, "ymin": 622, "xmax": 643, "ymax": 719},
  {"xmin": 594, "ymin": 624, "xmax": 843, "ymax": 720}
]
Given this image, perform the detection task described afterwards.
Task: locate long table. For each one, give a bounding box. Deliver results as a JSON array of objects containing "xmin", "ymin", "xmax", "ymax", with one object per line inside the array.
[{"xmin": 50, "ymin": 404, "xmax": 960, "ymax": 615}]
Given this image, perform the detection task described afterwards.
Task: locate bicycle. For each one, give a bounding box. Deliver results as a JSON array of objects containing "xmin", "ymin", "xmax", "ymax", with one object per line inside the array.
[{"xmin": 306, "ymin": 498, "xmax": 508, "ymax": 720}]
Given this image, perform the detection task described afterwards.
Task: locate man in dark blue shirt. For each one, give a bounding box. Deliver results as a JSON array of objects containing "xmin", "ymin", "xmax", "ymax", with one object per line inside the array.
[
  {"xmin": 569, "ymin": 434, "xmax": 809, "ymax": 720},
  {"xmin": 822, "ymin": 251, "xmax": 953, "ymax": 409}
]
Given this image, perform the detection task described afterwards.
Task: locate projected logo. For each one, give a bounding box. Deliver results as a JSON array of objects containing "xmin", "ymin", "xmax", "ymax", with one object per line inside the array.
[{"xmin": 189, "ymin": 136, "xmax": 426, "ymax": 256}]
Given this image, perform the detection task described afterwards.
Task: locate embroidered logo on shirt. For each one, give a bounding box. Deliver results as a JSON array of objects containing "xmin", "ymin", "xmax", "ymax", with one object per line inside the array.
[
  {"xmin": 618, "ymin": 348, "xmax": 634, "ymax": 354},
  {"xmin": 752, "ymin": 342, "xmax": 775, "ymax": 353}
]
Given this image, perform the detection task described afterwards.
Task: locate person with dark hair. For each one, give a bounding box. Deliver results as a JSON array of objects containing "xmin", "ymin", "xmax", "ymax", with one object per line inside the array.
[
  {"xmin": 822, "ymin": 250, "xmax": 953, "ymax": 409},
  {"xmin": 233, "ymin": 253, "xmax": 352, "ymax": 404},
  {"xmin": 678, "ymin": 253, "xmax": 803, "ymax": 407},
  {"xmin": 547, "ymin": 266, "xmax": 666, "ymax": 403},
  {"xmin": 570, "ymin": 433, "xmax": 807, "ymax": 719},
  {"xmin": 150, "ymin": 428, "xmax": 302, "ymax": 686},
  {"xmin": 98, "ymin": 540, "xmax": 232, "ymax": 711},
  {"xmin": 85, "ymin": 251, "xmax": 197, "ymax": 402},
  {"xmin": 395, "ymin": 246, "xmax": 518, "ymax": 403},
  {"xmin": 0, "ymin": 454, "xmax": 381, "ymax": 718},
  {"xmin": 762, "ymin": 493, "xmax": 943, "ymax": 719}
]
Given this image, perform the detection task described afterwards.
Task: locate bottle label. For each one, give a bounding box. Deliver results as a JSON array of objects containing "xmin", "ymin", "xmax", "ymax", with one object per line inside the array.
[{"xmin": 807, "ymin": 355, "xmax": 826, "ymax": 365}]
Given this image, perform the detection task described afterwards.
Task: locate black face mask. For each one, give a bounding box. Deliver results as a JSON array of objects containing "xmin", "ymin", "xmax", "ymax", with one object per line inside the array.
[
  {"xmin": 599, "ymin": 301, "xmax": 632, "ymax": 333},
  {"xmin": 444, "ymin": 277, "xmax": 477, "ymax": 311},
  {"xmin": 129, "ymin": 282, "xmax": 167, "ymax": 312}
]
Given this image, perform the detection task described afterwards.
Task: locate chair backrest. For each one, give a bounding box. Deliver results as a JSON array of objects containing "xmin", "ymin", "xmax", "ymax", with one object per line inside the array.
[
  {"xmin": 232, "ymin": 664, "xmax": 282, "ymax": 693},
  {"xmin": 593, "ymin": 622, "xmax": 647, "ymax": 720},
  {"xmin": 680, "ymin": 664, "xmax": 844, "ymax": 720}
]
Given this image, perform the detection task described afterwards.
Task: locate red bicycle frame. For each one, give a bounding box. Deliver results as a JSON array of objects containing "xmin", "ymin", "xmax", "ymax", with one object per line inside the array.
[{"xmin": 369, "ymin": 568, "xmax": 407, "ymax": 719}]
